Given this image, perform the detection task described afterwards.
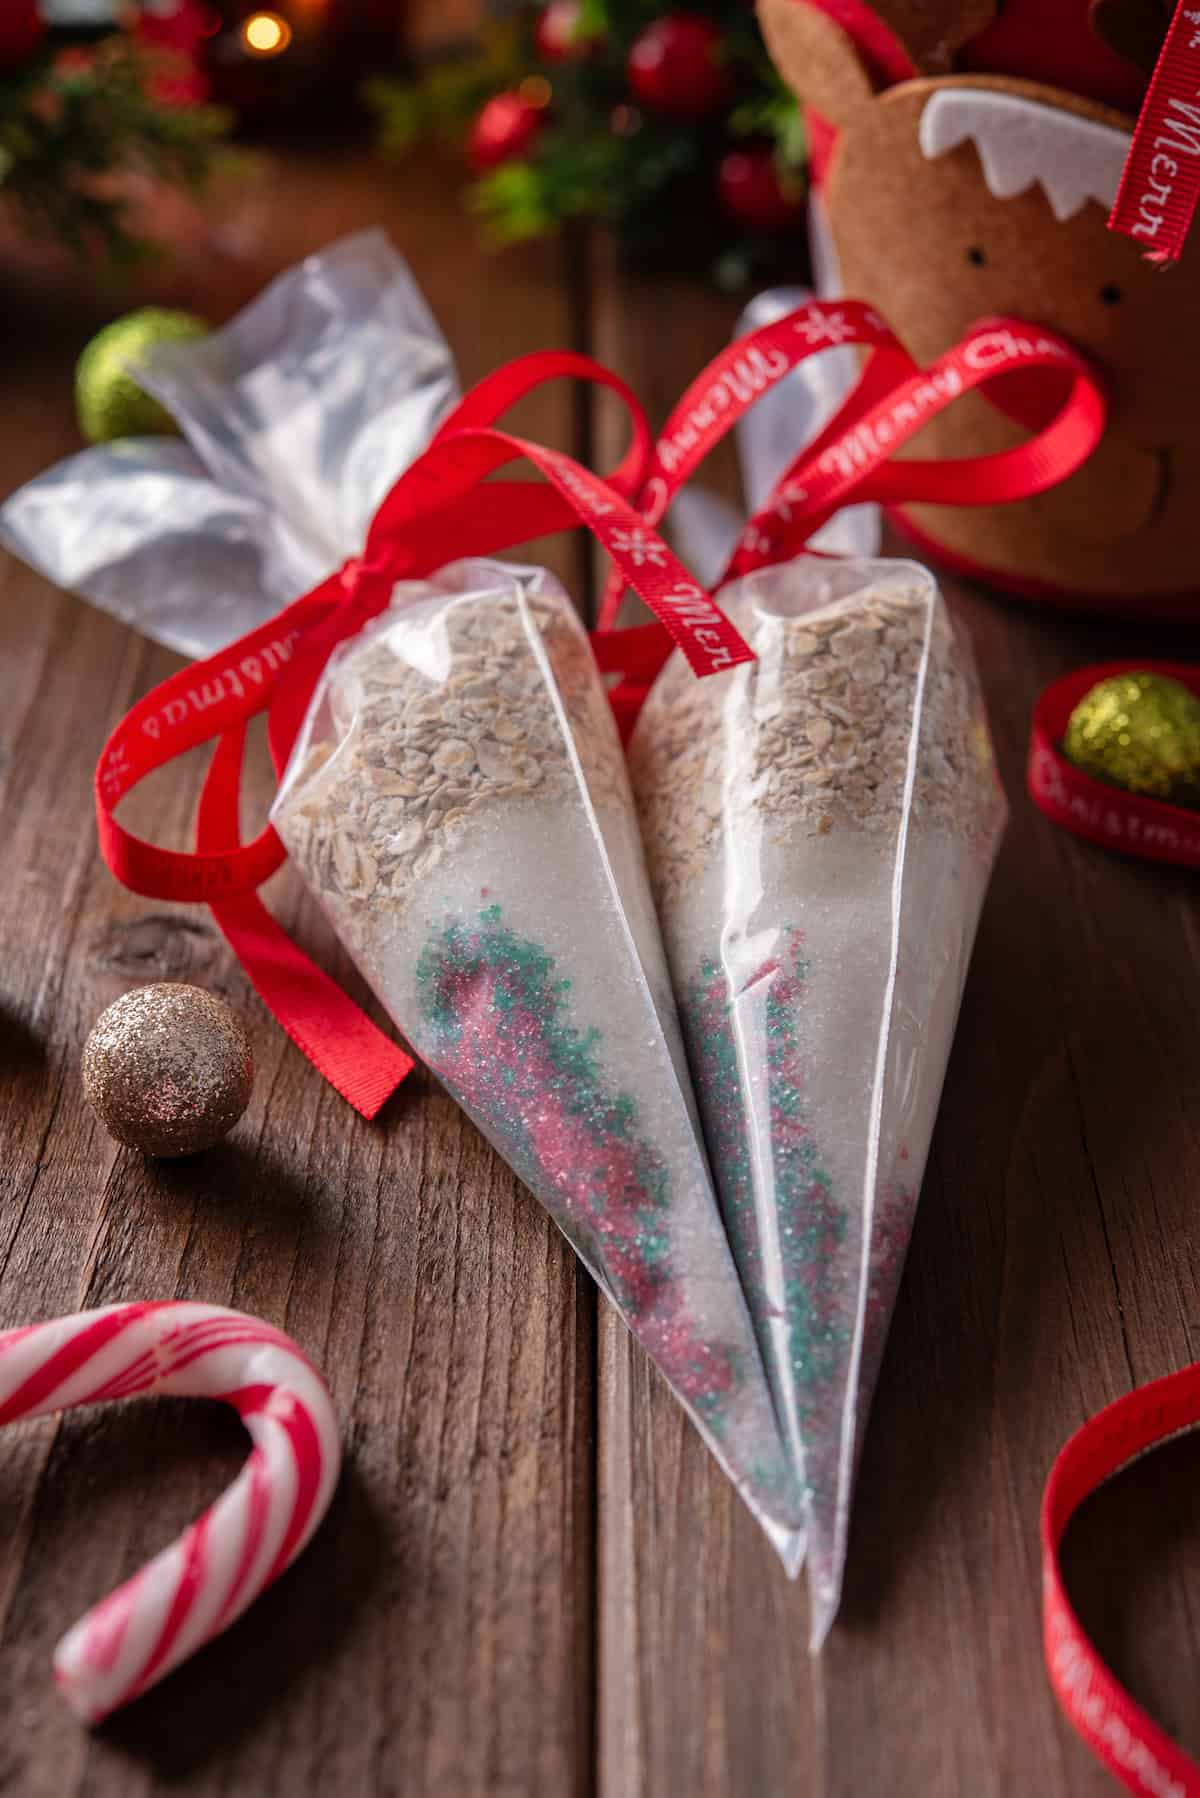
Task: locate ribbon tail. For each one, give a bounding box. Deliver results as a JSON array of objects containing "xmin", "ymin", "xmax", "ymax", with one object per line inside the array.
[
  {"xmin": 199, "ymin": 725, "xmax": 414, "ymax": 1120},
  {"xmin": 208, "ymin": 891, "xmax": 414, "ymax": 1120},
  {"xmin": 1108, "ymin": 0, "xmax": 1200, "ymax": 265}
]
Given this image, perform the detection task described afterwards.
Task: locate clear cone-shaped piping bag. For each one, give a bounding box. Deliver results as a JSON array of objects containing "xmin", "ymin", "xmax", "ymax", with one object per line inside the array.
[
  {"xmin": 0, "ymin": 232, "xmax": 802, "ymax": 1559},
  {"xmin": 629, "ymin": 555, "xmax": 1006, "ymax": 1640},
  {"xmin": 272, "ymin": 559, "xmax": 805, "ymax": 1562}
]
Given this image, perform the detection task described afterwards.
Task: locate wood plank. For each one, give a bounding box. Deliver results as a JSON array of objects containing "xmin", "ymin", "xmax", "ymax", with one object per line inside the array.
[
  {"xmin": 0, "ymin": 149, "xmax": 594, "ymax": 1797},
  {"xmin": 588, "ymin": 252, "xmax": 1200, "ymax": 1796}
]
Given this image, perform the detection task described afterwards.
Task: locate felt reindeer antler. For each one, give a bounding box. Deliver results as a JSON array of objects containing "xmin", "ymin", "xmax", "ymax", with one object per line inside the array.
[
  {"xmin": 871, "ymin": 0, "xmax": 1000, "ymax": 70},
  {"xmin": 761, "ymin": 0, "xmax": 1162, "ymax": 118},
  {"xmin": 757, "ymin": 0, "xmax": 998, "ymax": 108}
]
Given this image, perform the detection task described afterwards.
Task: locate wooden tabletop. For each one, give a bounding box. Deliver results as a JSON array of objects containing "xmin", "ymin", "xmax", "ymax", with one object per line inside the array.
[{"xmin": 1, "ymin": 146, "xmax": 1198, "ymax": 1798}]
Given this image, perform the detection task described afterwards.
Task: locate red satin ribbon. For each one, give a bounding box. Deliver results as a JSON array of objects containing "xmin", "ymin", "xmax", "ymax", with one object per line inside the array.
[
  {"xmin": 1044, "ymin": 1365, "xmax": 1200, "ymax": 1796},
  {"xmin": 96, "ymin": 349, "xmax": 750, "ymax": 1114},
  {"xmin": 1028, "ymin": 660, "xmax": 1200, "ymax": 870},
  {"xmin": 1109, "ymin": 0, "xmax": 1200, "ymax": 266},
  {"xmin": 597, "ymin": 303, "xmax": 1105, "ymax": 722},
  {"xmin": 95, "ymin": 303, "xmax": 1106, "ymax": 1112},
  {"xmin": 730, "ymin": 322, "xmax": 1104, "ymax": 568},
  {"xmin": 597, "ymin": 299, "xmax": 912, "ymax": 633}
]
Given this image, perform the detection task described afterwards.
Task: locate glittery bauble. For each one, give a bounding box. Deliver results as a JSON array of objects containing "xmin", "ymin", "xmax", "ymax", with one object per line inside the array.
[
  {"xmin": 467, "ymin": 91, "xmax": 547, "ymax": 173},
  {"xmin": 717, "ymin": 147, "xmax": 805, "ymax": 232},
  {"xmin": 82, "ymin": 985, "xmax": 254, "ymax": 1158},
  {"xmin": 535, "ymin": 0, "xmax": 603, "ymax": 62},
  {"xmin": 1063, "ymin": 671, "xmax": 1200, "ymax": 805},
  {"xmin": 626, "ymin": 15, "xmax": 729, "ymax": 118},
  {"xmin": 75, "ymin": 308, "xmax": 208, "ymax": 444}
]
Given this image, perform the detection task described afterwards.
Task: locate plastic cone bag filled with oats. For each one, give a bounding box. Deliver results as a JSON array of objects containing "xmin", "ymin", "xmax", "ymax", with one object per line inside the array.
[
  {"xmin": 272, "ymin": 558, "xmax": 805, "ymax": 1562},
  {"xmin": 629, "ymin": 555, "xmax": 1006, "ymax": 1641},
  {"xmin": 2, "ymin": 231, "xmax": 802, "ymax": 1557}
]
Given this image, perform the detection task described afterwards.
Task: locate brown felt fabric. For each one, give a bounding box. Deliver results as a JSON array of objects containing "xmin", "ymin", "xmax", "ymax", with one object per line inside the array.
[
  {"xmin": 756, "ymin": 0, "xmax": 877, "ymax": 126},
  {"xmin": 871, "ymin": 0, "xmax": 998, "ymax": 72},
  {"xmin": 756, "ymin": 0, "xmax": 998, "ymax": 105},
  {"xmin": 792, "ymin": 70, "xmax": 1200, "ymax": 600}
]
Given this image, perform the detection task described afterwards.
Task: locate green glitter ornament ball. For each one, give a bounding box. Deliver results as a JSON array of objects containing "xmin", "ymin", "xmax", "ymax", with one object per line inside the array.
[
  {"xmin": 1063, "ymin": 671, "xmax": 1200, "ymax": 807},
  {"xmin": 75, "ymin": 307, "xmax": 208, "ymax": 444}
]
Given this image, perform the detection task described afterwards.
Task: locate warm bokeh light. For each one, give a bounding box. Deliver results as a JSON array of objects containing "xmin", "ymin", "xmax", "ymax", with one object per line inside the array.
[{"xmin": 241, "ymin": 11, "xmax": 293, "ymax": 55}]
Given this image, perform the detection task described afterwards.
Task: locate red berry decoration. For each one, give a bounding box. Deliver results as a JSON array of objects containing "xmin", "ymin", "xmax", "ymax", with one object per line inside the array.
[
  {"xmin": 468, "ymin": 90, "xmax": 547, "ymax": 174},
  {"xmin": 717, "ymin": 146, "xmax": 804, "ymax": 233},
  {"xmin": 0, "ymin": 1, "xmax": 45, "ymax": 73},
  {"xmin": 627, "ymin": 14, "xmax": 730, "ymax": 118},
  {"xmin": 535, "ymin": 0, "xmax": 602, "ymax": 64}
]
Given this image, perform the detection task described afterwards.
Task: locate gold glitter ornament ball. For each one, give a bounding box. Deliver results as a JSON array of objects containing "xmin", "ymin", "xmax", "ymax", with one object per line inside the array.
[
  {"xmin": 82, "ymin": 984, "xmax": 254, "ymax": 1158},
  {"xmin": 1063, "ymin": 671, "xmax": 1200, "ymax": 806},
  {"xmin": 75, "ymin": 308, "xmax": 208, "ymax": 444}
]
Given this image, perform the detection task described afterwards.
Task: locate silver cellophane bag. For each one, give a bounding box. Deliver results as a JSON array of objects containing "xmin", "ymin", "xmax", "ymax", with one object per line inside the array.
[{"xmin": 0, "ymin": 229, "xmax": 460, "ymax": 657}]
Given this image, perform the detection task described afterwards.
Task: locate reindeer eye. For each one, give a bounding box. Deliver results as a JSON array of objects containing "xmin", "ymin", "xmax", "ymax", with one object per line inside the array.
[
  {"xmin": 967, "ymin": 246, "xmax": 987, "ymax": 267},
  {"xmin": 1099, "ymin": 283, "xmax": 1123, "ymax": 306}
]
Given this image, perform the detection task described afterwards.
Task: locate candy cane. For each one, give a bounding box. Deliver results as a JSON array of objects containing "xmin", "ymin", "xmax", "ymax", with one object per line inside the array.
[{"xmin": 0, "ymin": 1301, "xmax": 342, "ymax": 1724}]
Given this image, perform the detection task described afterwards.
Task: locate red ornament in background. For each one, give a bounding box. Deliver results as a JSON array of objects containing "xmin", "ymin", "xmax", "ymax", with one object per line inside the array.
[
  {"xmin": 0, "ymin": 0, "xmax": 45, "ymax": 73},
  {"xmin": 468, "ymin": 89, "xmax": 548, "ymax": 172},
  {"xmin": 627, "ymin": 14, "xmax": 730, "ymax": 118},
  {"xmin": 136, "ymin": 0, "xmax": 217, "ymax": 106},
  {"xmin": 717, "ymin": 146, "xmax": 804, "ymax": 232},
  {"xmin": 535, "ymin": 0, "xmax": 603, "ymax": 64}
]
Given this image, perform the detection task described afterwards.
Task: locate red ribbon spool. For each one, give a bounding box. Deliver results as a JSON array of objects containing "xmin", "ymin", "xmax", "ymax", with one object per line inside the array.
[
  {"xmin": 1045, "ymin": 1364, "xmax": 1200, "ymax": 1796},
  {"xmin": 1028, "ymin": 661, "xmax": 1200, "ymax": 870}
]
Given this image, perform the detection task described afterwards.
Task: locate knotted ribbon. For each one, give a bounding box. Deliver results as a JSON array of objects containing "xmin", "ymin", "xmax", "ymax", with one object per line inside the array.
[{"xmin": 94, "ymin": 299, "xmax": 1106, "ymax": 1116}]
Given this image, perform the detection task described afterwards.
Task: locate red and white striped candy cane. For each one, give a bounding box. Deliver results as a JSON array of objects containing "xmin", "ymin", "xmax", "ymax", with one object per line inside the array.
[{"xmin": 0, "ymin": 1301, "xmax": 342, "ymax": 1724}]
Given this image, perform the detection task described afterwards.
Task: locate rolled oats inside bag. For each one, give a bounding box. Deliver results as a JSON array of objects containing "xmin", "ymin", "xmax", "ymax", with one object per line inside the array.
[
  {"xmin": 628, "ymin": 556, "xmax": 1007, "ymax": 1640},
  {"xmin": 273, "ymin": 558, "xmax": 804, "ymax": 1560}
]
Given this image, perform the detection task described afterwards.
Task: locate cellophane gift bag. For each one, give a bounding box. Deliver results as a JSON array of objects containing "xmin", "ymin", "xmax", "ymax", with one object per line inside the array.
[
  {"xmin": 0, "ymin": 232, "xmax": 804, "ymax": 1563},
  {"xmin": 629, "ymin": 553, "xmax": 1007, "ymax": 1639},
  {"xmin": 0, "ymin": 229, "xmax": 461, "ymax": 659},
  {"xmin": 271, "ymin": 557, "xmax": 803, "ymax": 1559}
]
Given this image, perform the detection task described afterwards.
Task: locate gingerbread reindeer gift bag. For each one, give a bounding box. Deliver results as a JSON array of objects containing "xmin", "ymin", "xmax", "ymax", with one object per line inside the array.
[{"xmin": 757, "ymin": 0, "xmax": 1200, "ymax": 619}]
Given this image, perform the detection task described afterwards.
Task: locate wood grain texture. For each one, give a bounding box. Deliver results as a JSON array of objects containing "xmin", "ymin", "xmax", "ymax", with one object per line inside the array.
[
  {"xmin": 2, "ymin": 138, "xmax": 1199, "ymax": 1798},
  {"xmin": 0, "ymin": 150, "xmax": 593, "ymax": 1798}
]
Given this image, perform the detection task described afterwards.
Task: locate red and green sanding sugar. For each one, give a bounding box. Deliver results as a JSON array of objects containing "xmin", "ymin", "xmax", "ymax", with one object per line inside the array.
[
  {"xmin": 416, "ymin": 904, "xmax": 742, "ymax": 1418},
  {"xmin": 680, "ymin": 932, "xmax": 918, "ymax": 1507}
]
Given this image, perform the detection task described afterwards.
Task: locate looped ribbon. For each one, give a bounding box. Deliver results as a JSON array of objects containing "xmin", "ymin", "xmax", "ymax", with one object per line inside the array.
[
  {"xmin": 595, "ymin": 303, "xmax": 1105, "ymax": 726},
  {"xmin": 94, "ymin": 300, "xmax": 1106, "ymax": 1116},
  {"xmin": 1044, "ymin": 1365, "xmax": 1200, "ymax": 1796}
]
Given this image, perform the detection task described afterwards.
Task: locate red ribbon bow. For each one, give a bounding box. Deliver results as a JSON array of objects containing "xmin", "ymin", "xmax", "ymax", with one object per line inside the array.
[{"xmin": 94, "ymin": 301, "xmax": 1106, "ymax": 1116}]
